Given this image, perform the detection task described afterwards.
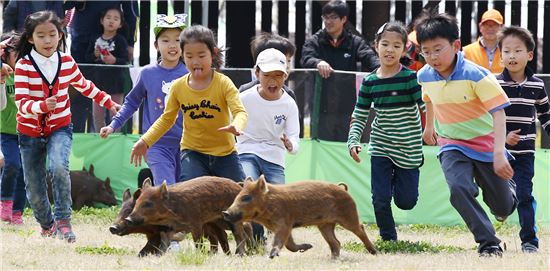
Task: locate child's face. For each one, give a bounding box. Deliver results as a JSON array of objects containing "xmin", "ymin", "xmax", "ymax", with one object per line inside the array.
[
  {"xmin": 183, "ymin": 41, "xmax": 213, "ymax": 80},
  {"xmin": 255, "ymin": 69, "xmax": 287, "ymax": 101},
  {"xmin": 155, "ymin": 28, "xmax": 182, "ymax": 66},
  {"xmin": 420, "ymin": 37, "xmax": 460, "ymax": 78},
  {"xmin": 376, "ymin": 31, "xmax": 406, "ymax": 68},
  {"xmin": 500, "ymin": 35, "xmax": 533, "ymax": 75},
  {"xmin": 28, "ymin": 22, "xmax": 61, "ymax": 57},
  {"xmin": 101, "ymin": 10, "xmax": 122, "ymax": 33}
]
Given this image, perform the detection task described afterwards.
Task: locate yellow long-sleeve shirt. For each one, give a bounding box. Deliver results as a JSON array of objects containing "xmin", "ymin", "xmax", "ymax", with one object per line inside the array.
[{"xmin": 141, "ymin": 71, "xmax": 248, "ymax": 156}]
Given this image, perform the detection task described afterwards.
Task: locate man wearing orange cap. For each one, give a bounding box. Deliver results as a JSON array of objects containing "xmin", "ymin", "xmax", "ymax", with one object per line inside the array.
[{"xmin": 463, "ymin": 9, "xmax": 505, "ymax": 73}]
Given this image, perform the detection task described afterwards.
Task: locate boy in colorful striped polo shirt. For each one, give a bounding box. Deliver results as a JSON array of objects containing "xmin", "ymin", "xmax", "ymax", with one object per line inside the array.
[
  {"xmin": 497, "ymin": 26, "xmax": 550, "ymax": 253},
  {"xmin": 415, "ymin": 13, "xmax": 517, "ymax": 257}
]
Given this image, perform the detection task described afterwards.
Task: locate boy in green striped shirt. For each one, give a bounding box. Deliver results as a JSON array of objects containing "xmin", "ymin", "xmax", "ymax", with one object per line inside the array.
[{"xmin": 347, "ymin": 22, "xmax": 424, "ymax": 241}]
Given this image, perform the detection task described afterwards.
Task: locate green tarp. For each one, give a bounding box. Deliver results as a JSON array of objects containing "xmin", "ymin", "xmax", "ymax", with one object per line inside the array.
[{"xmin": 70, "ymin": 134, "xmax": 549, "ymax": 226}]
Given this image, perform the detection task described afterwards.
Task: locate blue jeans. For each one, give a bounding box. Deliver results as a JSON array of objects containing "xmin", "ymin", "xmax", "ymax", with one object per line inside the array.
[
  {"xmin": 239, "ymin": 153, "xmax": 286, "ymax": 241},
  {"xmin": 147, "ymin": 145, "xmax": 181, "ymax": 186},
  {"xmin": 371, "ymin": 156, "xmax": 419, "ymax": 241},
  {"xmin": 510, "ymin": 154, "xmax": 538, "ymax": 247},
  {"xmin": 179, "ymin": 150, "xmax": 245, "ymax": 182},
  {"xmin": 239, "ymin": 153, "xmax": 285, "ymax": 184},
  {"xmin": 19, "ymin": 125, "xmax": 73, "ymax": 229},
  {"xmin": 0, "ymin": 133, "xmax": 27, "ymax": 212}
]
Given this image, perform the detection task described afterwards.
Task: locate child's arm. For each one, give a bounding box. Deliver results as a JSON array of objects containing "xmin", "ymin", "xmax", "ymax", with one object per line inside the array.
[
  {"xmin": 131, "ymin": 90, "xmax": 180, "ymax": 166},
  {"xmin": 113, "ymin": 36, "xmax": 129, "ymax": 65},
  {"xmin": 535, "ymin": 85, "xmax": 550, "ymax": 135},
  {"xmin": 347, "ymin": 80, "xmax": 373, "ymax": 163},
  {"xmin": 218, "ymin": 80, "xmax": 247, "ymax": 136},
  {"xmin": 67, "ymin": 56, "xmax": 117, "ymax": 110},
  {"xmin": 14, "ymin": 61, "xmax": 51, "ymax": 114},
  {"xmin": 0, "ymin": 83, "xmax": 7, "ymax": 111},
  {"xmin": 422, "ymin": 102, "xmax": 437, "ymax": 145},
  {"xmin": 491, "ymin": 109, "xmax": 514, "ymax": 180},
  {"xmin": 281, "ymin": 101, "xmax": 300, "ymax": 154}
]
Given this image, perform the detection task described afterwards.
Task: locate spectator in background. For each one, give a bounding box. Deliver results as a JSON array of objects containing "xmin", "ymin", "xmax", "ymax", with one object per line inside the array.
[
  {"xmin": 64, "ymin": 0, "xmax": 138, "ymax": 63},
  {"xmin": 463, "ymin": 9, "xmax": 504, "ymax": 73},
  {"xmin": 300, "ymin": 0, "xmax": 379, "ymax": 142},
  {"xmin": 3, "ymin": 0, "xmax": 65, "ymax": 33},
  {"xmin": 63, "ymin": 1, "xmax": 138, "ymax": 133},
  {"xmin": 300, "ymin": 0, "xmax": 378, "ymax": 78},
  {"xmin": 85, "ymin": 7, "xmax": 129, "ymax": 132}
]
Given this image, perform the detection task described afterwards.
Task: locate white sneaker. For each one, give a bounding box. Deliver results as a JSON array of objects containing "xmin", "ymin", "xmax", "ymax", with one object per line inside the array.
[{"xmin": 168, "ymin": 241, "xmax": 181, "ymax": 252}]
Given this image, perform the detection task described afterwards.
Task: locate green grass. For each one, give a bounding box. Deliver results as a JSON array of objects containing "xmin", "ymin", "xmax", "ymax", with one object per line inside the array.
[
  {"xmin": 176, "ymin": 246, "xmax": 209, "ymax": 266},
  {"xmin": 342, "ymin": 239, "xmax": 464, "ymax": 254},
  {"xmin": 75, "ymin": 242, "xmax": 131, "ymax": 255}
]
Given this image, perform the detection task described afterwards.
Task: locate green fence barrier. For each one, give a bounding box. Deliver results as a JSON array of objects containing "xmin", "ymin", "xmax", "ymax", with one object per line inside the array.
[{"xmin": 70, "ymin": 134, "xmax": 549, "ymax": 226}]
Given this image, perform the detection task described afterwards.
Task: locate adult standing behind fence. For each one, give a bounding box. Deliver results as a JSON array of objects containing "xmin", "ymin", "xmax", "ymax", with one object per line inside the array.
[
  {"xmin": 2, "ymin": 0, "xmax": 65, "ymax": 33},
  {"xmin": 463, "ymin": 9, "xmax": 505, "ymax": 74},
  {"xmin": 300, "ymin": 0, "xmax": 378, "ymax": 142}
]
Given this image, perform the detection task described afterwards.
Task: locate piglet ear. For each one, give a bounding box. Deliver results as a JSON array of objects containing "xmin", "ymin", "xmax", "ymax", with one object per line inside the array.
[
  {"xmin": 88, "ymin": 164, "xmax": 95, "ymax": 176},
  {"xmin": 143, "ymin": 177, "xmax": 153, "ymax": 189},
  {"xmin": 257, "ymin": 175, "xmax": 269, "ymax": 194},
  {"xmin": 133, "ymin": 188, "xmax": 142, "ymax": 200},
  {"xmin": 123, "ymin": 188, "xmax": 132, "ymax": 201},
  {"xmin": 104, "ymin": 177, "xmax": 111, "ymax": 187},
  {"xmin": 160, "ymin": 181, "xmax": 169, "ymax": 200}
]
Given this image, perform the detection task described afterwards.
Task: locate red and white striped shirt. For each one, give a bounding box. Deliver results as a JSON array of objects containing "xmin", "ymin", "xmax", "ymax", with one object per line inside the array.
[{"xmin": 15, "ymin": 49, "xmax": 114, "ymax": 137}]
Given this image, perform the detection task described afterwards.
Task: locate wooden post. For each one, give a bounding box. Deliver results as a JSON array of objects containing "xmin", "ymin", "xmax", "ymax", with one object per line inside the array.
[
  {"xmin": 225, "ymin": 1, "xmax": 255, "ymax": 68},
  {"xmin": 362, "ymin": 1, "xmax": 390, "ymax": 43},
  {"xmin": 527, "ymin": 0, "xmax": 538, "ymax": 72},
  {"xmin": 460, "ymin": 1, "xmax": 472, "ymax": 45},
  {"xmin": 278, "ymin": 0, "xmax": 289, "ymax": 37},
  {"xmin": 261, "ymin": 0, "xmax": 272, "ymax": 33},
  {"xmin": 139, "ymin": 0, "xmax": 151, "ymax": 66},
  {"xmin": 510, "ymin": 0, "xmax": 521, "ymax": 26},
  {"xmin": 295, "ymin": 0, "xmax": 306, "ymax": 68}
]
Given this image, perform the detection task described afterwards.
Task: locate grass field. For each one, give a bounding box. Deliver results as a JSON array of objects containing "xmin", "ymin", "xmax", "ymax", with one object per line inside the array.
[{"xmin": 0, "ymin": 207, "xmax": 548, "ymax": 270}]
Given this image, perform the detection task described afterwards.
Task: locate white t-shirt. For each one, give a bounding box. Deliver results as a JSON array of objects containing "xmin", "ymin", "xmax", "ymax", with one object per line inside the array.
[{"xmin": 236, "ymin": 85, "xmax": 300, "ymax": 167}]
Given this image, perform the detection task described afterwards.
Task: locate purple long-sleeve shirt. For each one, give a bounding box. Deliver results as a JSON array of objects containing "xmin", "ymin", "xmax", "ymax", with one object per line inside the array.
[{"xmin": 109, "ymin": 62, "xmax": 188, "ymax": 147}]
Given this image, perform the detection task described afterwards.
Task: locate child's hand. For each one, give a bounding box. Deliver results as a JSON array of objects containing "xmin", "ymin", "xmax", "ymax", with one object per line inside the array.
[
  {"xmin": 99, "ymin": 126, "xmax": 114, "ymax": 138},
  {"xmin": 506, "ymin": 129, "xmax": 521, "ymax": 146},
  {"xmin": 316, "ymin": 60, "xmax": 334, "ymax": 79},
  {"xmin": 280, "ymin": 134, "xmax": 293, "ymax": 152},
  {"xmin": 94, "ymin": 47, "xmax": 101, "ymax": 58},
  {"xmin": 494, "ymin": 153, "xmax": 514, "ymax": 180},
  {"xmin": 0, "ymin": 63, "xmax": 13, "ymax": 84},
  {"xmin": 130, "ymin": 139, "xmax": 149, "ymax": 167},
  {"xmin": 109, "ymin": 103, "xmax": 121, "ymax": 116},
  {"xmin": 103, "ymin": 52, "xmax": 116, "ymax": 65},
  {"xmin": 44, "ymin": 96, "xmax": 57, "ymax": 111},
  {"xmin": 218, "ymin": 125, "xmax": 243, "ymax": 136},
  {"xmin": 349, "ymin": 146, "xmax": 362, "ymax": 163},
  {"xmin": 422, "ymin": 128, "xmax": 437, "ymax": 145}
]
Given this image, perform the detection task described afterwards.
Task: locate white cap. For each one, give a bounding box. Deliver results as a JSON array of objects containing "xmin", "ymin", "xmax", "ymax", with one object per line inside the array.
[{"xmin": 255, "ymin": 48, "xmax": 288, "ymax": 75}]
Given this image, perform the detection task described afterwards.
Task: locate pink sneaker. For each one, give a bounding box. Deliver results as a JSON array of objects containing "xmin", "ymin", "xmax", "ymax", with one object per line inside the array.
[
  {"xmin": 0, "ymin": 200, "xmax": 13, "ymax": 222},
  {"xmin": 10, "ymin": 211, "xmax": 23, "ymax": 225},
  {"xmin": 40, "ymin": 222, "xmax": 57, "ymax": 237},
  {"xmin": 56, "ymin": 219, "xmax": 76, "ymax": 243}
]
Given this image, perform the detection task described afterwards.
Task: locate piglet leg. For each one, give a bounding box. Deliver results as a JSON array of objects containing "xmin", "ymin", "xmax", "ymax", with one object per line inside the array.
[
  {"xmin": 269, "ymin": 228, "xmax": 291, "ymax": 259},
  {"xmin": 285, "ymin": 233, "xmax": 313, "ymax": 252},
  {"xmin": 318, "ymin": 223, "xmax": 341, "ymax": 259}
]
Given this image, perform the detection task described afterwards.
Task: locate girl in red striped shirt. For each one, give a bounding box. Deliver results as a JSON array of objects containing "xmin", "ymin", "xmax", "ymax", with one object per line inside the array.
[{"xmin": 13, "ymin": 11, "xmax": 120, "ymax": 243}]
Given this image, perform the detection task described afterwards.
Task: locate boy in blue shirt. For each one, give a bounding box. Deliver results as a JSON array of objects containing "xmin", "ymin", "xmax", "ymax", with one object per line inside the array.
[
  {"xmin": 415, "ymin": 12, "xmax": 517, "ymax": 257},
  {"xmin": 496, "ymin": 25, "xmax": 550, "ymax": 253}
]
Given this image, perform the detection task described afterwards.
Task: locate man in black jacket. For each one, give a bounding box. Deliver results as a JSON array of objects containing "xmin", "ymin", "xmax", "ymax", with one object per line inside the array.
[{"xmin": 300, "ymin": 0, "xmax": 378, "ymax": 142}]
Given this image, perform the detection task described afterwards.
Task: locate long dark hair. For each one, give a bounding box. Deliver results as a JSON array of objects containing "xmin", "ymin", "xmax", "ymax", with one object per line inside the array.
[
  {"xmin": 14, "ymin": 11, "xmax": 66, "ymax": 61},
  {"xmin": 99, "ymin": 7, "xmax": 128, "ymax": 37},
  {"xmin": 179, "ymin": 25, "xmax": 224, "ymax": 70}
]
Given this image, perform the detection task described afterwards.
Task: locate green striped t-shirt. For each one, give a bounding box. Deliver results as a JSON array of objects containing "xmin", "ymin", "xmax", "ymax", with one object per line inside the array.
[{"xmin": 347, "ymin": 66, "xmax": 424, "ymax": 169}]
